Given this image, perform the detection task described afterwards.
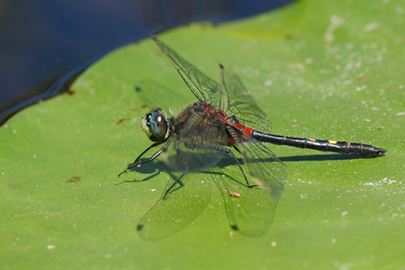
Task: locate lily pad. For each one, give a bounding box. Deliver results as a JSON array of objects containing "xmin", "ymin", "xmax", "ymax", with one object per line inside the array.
[{"xmin": 1, "ymin": 0, "xmax": 404, "ymax": 269}]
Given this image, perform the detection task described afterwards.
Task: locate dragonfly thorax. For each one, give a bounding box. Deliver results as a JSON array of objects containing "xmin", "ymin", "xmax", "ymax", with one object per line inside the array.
[
  {"xmin": 194, "ymin": 101, "xmax": 233, "ymax": 125},
  {"xmin": 141, "ymin": 107, "xmax": 171, "ymax": 142}
]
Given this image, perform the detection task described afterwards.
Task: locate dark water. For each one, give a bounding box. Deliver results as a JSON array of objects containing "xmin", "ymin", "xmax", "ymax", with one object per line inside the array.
[{"xmin": 0, "ymin": 0, "xmax": 292, "ymax": 126}]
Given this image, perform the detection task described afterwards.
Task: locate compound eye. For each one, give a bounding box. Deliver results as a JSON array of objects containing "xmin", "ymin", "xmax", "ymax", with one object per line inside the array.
[{"xmin": 141, "ymin": 108, "xmax": 169, "ymax": 142}]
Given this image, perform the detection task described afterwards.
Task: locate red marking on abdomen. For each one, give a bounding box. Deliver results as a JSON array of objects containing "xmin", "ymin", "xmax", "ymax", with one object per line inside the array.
[
  {"xmin": 228, "ymin": 124, "xmax": 256, "ymax": 144},
  {"xmin": 232, "ymin": 124, "xmax": 255, "ymax": 136}
]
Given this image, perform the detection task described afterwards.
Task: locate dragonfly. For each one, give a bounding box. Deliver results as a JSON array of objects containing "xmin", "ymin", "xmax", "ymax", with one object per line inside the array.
[{"xmin": 119, "ymin": 36, "xmax": 386, "ymax": 239}]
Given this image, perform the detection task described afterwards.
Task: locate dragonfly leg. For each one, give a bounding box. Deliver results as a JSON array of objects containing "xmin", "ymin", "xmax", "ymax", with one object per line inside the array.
[
  {"xmin": 163, "ymin": 141, "xmax": 190, "ymax": 199},
  {"xmin": 118, "ymin": 140, "xmax": 171, "ymax": 177},
  {"xmin": 192, "ymin": 144, "xmax": 255, "ymax": 188},
  {"xmin": 163, "ymin": 167, "xmax": 189, "ymax": 199},
  {"xmin": 225, "ymin": 146, "xmax": 257, "ymax": 188}
]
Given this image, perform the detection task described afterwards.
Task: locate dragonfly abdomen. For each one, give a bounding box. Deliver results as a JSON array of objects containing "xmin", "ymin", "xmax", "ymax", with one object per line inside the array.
[{"xmin": 251, "ymin": 131, "xmax": 387, "ymax": 158}]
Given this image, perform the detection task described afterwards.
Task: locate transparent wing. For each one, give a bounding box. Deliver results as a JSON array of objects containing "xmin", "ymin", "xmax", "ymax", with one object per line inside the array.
[
  {"xmin": 219, "ymin": 64, "xmax": 285, "ymax": 197},
  {"xmin": 235, "ymin": 135, "xmax": 286, "ymax": 198},
  {"xmin": 211, "ymin": 169, "xmax": 279, "ymax": 236},
  {"xmin": 152, "ymin": 36, "xmax": 223, "ymax": 107},
  {"xmin": 219, "ymin": 63, "xmax": 272, "ymax": 133},
  {"xmin": 137, "ymin": 172, "xmax": 211, "ymax": 240}
]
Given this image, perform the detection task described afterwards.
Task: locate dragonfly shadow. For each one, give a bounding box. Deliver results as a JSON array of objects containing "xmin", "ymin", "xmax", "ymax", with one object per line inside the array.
[
  {"xmin": 117, "ymin": 156, "xmax": 248, "ymax": 189},
  {"xmin": 115, "ymin": 158, "xmax": 231, "ymax": 186},
  {"xmin": 115, "ymin": 160, "xmax": 168, "ymax": 185},
  {"xmin": 213, "ymin": 152, "xmax": 364, "ymax": 167},
  {"xmin": 117, "ymin": 151, "xmax": 364, "ymax": 185}
]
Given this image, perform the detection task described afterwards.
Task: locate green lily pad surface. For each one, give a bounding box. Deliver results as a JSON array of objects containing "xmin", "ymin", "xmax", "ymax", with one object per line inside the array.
[{"xmin": 1, "ymin": 0, "xmax": 404, "ymax": 269}]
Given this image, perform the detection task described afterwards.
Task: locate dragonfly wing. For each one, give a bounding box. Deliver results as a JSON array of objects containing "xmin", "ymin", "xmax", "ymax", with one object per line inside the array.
[
  {"xmin": 212, "ymin": 170, "xmax": 279, "ymax": 236},
  {"xmin": 236, "ymin": 135, "xmax": 286, "ymax": 198},
  {"xmin": 152, "ymin": 36, "xmax": 223, "ymax": 107},
  {"xmin": 219, "ymin": 63, "xmax": 272, "ymax": 133},
  {"xmin": 137, "ymin": 172, "xmax": 211, "ymax": 240},
  {"xmin": 220, "ymin": 64, "xmax": 285, "ymax": 195}
]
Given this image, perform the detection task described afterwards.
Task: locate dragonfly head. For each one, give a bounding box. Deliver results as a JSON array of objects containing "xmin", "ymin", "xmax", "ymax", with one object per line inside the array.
[{"xmin": 141, "ymin": 107, "xmax": 170, "ymax": 142}]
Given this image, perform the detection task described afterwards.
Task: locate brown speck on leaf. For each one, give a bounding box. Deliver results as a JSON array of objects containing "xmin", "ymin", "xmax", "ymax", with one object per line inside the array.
[
  {"xmin": 359, "ymin": 76, "xmax": 369, "ymax": 82},
  {"xmin": 229, "ymin": 192, "xmax": 241, "ymax": 197},
  {"xmin": 115, "ymin": 117, "xmax": 130, "ymax": 125},
  {"xmin": 66, "ymin": 176, "xmax": 81, "ymax": 183}
]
